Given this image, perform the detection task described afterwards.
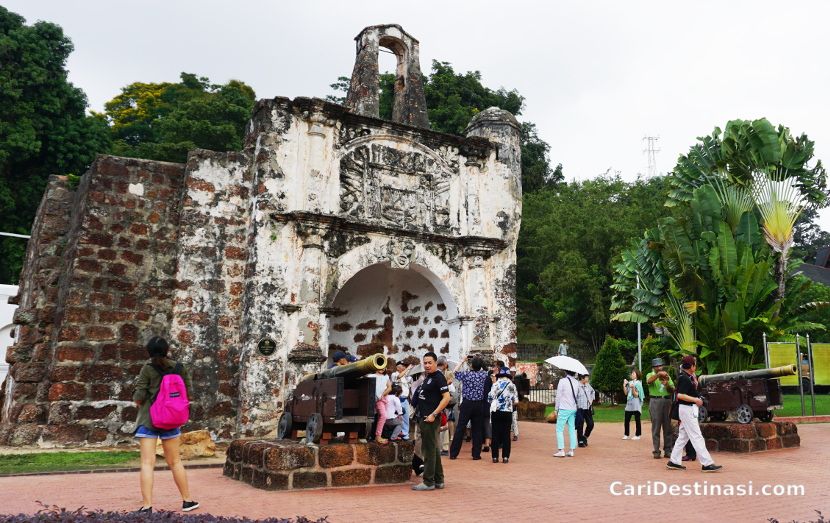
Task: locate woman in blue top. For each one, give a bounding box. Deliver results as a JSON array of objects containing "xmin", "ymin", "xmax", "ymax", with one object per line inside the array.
[
  {"xmin": 488, "ymin": 367, "xmax": 518, "ymax": 463},
  {"xmin": 623, "ymin": 369, "xmax": 645, "ymax": 440}
]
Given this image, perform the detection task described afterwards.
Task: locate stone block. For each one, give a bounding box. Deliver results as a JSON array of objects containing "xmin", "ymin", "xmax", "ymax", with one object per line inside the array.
[
  {"xmin": 10, "ymin": 424, "xmax": 41, "ymax": 446},
  {"xmin": 782, "ymin": 434, "xmax": 800, "ymax": 448},
  {"xmin": 76, "ymin": 405, "xmax": 117, "ymax": 420},
  {"xmin": 776, "ymin": 422, "xmax": 798, "ymax": 436},
  {"xmin": 755, "ymin": 423, "xmax": 777, "ymax": 439},
  {"xmin": 721, "ymin": 439, "xmax": 751, "ymax": 453},
  {"xmin": 396, "ymin": 440, "xmax": 415, "ymax": 463},
  {"xmin": 242, "ymin": 442, "xmax": 270, "ymax": 467},
  {"xmin": 88, "ymin": 428, "xmax": 110, "ymax": 443},
  {"xmin": 157, "ymin": 429, "xmax": 216, "ymax": 460},
  {"xmin": 374, "ymin": 464, "xmax": 411, "ymax": 484},
  {"xmin": 749, "ymin": 439, "xmax": 767, "ymax": 452},
  {"xmin": 265, "ymin": 472, "xmax": 290, "ymax": 490},
  {"xmin": 17, "ymin": 404, "xmax": 46, "ymax": 423},
  {"xmin": 517, "ymin": 400, "xmax": 546, "ymax": 420},
  {"xmin": 48, "ymin": 382, "xmax": 86, "ymax": 401},
  {"xmin": 227, "ymin": 439, "xmax": 248, "ymax": 462},
  {"xmin": 223, "ymin": 461, "xmax": 236, "ymax": 478},
  {"xmin": 705, "ymin": 438, "xmax": 719, "ymax": 452},
  {"xmin": 264, "ymin": 443, "xmax": 316, "ymax": 470},
  {"xmin": 331, "ymin": 468, "xmax": 371, "ymax": 487},
  {"xmin": 42, "ymin": 424, "xmax": 88, "ymax": 445},
  {"xmin": 240, "ymin": 466, "xmax": 254, "ymax": 484},
  {"xmin": 355, "ymin": 442, "xmax": 397, "ymax": 466},
  {"xmin": 318, "ymin": 443, "xmax": 354, "ymax": 468},
  {"xmin": 765, "ymin": 438, "xmax": 783, "ymax": 450},
  {"xmin": 292, "ymin": 471, "xmax": 328, "ymax": 489},
  {"xmin": 251, "ymin": 469, "xmax": 268, "ymax": 489}
]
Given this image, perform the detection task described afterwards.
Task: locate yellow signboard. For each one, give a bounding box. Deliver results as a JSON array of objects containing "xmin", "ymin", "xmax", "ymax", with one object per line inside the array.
[
  {"xmin": 812, "ymin": 344, "xmax": 830, "ymax": 386},
  {"xmin": 768, "ymin": 342, "xmax": 830, "ymax": 386},
  {"xmin": 768, "ymin": 343, "xmax": 798, "ymax": 386}
]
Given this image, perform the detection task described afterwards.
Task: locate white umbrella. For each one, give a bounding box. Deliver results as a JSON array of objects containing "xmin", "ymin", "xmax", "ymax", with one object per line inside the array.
[{"xmin": 544, "ymin": 355, "xmax": 589, "ymax": 375}]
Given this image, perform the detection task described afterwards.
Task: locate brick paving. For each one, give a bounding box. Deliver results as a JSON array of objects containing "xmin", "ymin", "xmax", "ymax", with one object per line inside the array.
[{"xmin": 0, "ymin": 421, "xmax": 827, "ymax": 523}]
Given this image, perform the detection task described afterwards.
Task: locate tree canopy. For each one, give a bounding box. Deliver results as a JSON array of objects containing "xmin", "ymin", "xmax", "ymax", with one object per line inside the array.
[
  {"xmin": 0, "ymin": 7, "xmax": 110, "ymax": 283},
  {"xmin": 105, "ymin": 73, "xmax": 256, "ymax": 163}
]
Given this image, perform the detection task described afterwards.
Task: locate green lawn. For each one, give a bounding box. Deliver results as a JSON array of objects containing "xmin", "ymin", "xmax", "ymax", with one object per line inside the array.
[
  {"xmin": 0, "ymin": 451, "xmax": 139, "ymax": 475},
  {"xmin": 542, "ymin": 394, "xmax": 830, "ymax": 423}
]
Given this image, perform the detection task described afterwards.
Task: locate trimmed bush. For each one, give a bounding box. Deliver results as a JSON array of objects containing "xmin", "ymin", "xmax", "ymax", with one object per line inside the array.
[{"xmin": 591, "ymin": 336, "xmax": 629, "ymax": 398}]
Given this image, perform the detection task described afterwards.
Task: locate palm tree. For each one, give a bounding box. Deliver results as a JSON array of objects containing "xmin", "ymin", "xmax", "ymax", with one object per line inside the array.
[{"xmin": 751, "ymin": 170, "xmax": 807, "ymax": 300}]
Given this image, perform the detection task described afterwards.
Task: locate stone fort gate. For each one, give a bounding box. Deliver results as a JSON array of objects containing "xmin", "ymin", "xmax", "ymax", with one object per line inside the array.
[{"xmin": 0, "ymin": 24, "xmax": 522, "ymax": 446}]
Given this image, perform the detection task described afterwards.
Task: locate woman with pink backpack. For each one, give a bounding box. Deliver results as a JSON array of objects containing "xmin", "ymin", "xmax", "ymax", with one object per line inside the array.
[{"xmin": 132, "ymin": 336, "xmax": 199, "ymax": 514}]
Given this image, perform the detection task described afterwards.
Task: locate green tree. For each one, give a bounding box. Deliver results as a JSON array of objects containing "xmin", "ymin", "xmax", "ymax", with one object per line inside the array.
[
  {"xmin": 105, "ymin": 73, "xmax": 256, "ymax": 163},
  {"xmin": 612, "ymin": 119, "xmax": 829, "ymax": 373},
  {"xmin": 591, "ymin": 336, "xmax": 629, "ymax": 396},
  {"xmin": 518, "ymin": 176, "xmax": 671, "ymax": 350},
  {"xmin": 0, "ymin": 7, "xmax": 111, "ymax": 283}
]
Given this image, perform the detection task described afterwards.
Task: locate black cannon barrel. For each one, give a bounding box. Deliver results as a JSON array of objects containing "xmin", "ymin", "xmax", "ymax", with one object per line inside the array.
[
  {"xmin": 699, "ymin": 365, "xmax": 796, "ymax": 385},
  {"xmin": 300, "ymin": 353, "xmax": 388, "ymax": 382}
]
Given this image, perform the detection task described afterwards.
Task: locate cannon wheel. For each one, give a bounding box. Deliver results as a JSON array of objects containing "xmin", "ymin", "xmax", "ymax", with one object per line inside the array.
[
  {"xmin": 758, "ymin": 411, "xmax": 774, "ymax": 422},
  {"xmin": 735, "ymin": 404, "xmax": 754, "ymax": 424},
  {"xmin": 698, "ymin": 405, "xmax": 709, "ymax": 423},
  {"xmin": 277, "ymin": 411, "xmax": 292, "ymax": 440},
  {"xmin": 306, "ymin": 413, "xmax": 323, "ymax": 444}
]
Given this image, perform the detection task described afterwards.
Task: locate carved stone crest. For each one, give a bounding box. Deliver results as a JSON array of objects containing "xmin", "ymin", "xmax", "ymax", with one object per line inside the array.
[
  {"xmin": 388, "ymin": 239, "xmax": 416, "ymax": 270},
  {"xmin": 339, "ymin": 140, "xmax": 454, "ymax": 232}
]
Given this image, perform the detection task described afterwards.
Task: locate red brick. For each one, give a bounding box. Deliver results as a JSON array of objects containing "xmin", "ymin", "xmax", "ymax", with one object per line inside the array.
[
  {"xmin": 58, "ymin": 326, "xmax": 81, "ymax": 342},
  {"xmin": 49, "ymin": 365, "xmax": 78, "ymax": 382},
  {"xmin": 187, "ymin": 178, "xmax": 216, "ymax": 192},
  {"xmin": 98, "ymin": 248, "xmax": 117, "ymax": 260},
  {"xmin": 108, "ymin": 263, "xmax": 127, "ymax": 276},
  {"xmin": 148, "ymin": 212, "xmax": 160, "ymax": 224},
  {"xmin": 330, "ymin": 468, "xmax": 371, "ymax": 487},
  {"xmin": 319, "ymin": 444, "xmax": 354, "ymax": 468},
  {"xmin": 89, "ymin": 384, "xmax": 112, "ymax": 401},
  {"xmin": 120, "ymin": 295, "xmax": 138, "ymax": 309},
  {"xmin": 75, "ymin": 405, "xmax": 117, "ymax": 420},
  {"xmin": 79, "ymin": 364, "xmax": 124, "ymax": 382},
  {"xmin": 65, "ymin": 307, "xmax": 93, "ymax": 323},
  {"xmin": 177, "ymin": 330, "xmax": 195, "ymax": 344},
  {"xmin": 85, "ymin": 326, "xmax": 115, "ymax": 341},
  {"xmin": 121, "ymin": 250, "xmax": 144, "ymax": 265},
  {"xmin": 98, "ymin": 310, "xmax": 133, "ymax": 323},
  {"xmin": 88, "ymin": 428, "xmax": 110, "ymax": 443},
  {"xmin": 130, "ymin": 223, "xmax": 149, "ymax": 236},
  {"xmin": 90, "ymin": 292, "xmax": 113, "ymax": 305},
  {"xmin": 225, "ymin": 246, "xmax": 246, "ymax": 260},
  {"xmin": 291, "ymin": 472, "xmax": 327, "ymax": 489},
  {"xmin": 119, "ymin": 323, "xmax": 139, "ymax": 342},
  {"xmin": 48, "ymin": 382, "xmax": 86, "ymax": 401}
]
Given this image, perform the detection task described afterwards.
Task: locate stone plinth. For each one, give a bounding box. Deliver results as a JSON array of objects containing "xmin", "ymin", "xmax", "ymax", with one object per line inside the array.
[
  {"xmin": 517, "ymin": 400, "xmax": 546, "ymax": 421},
  {"xmin": 224, "ymin": 439, "xmax": 413, "ymax": 490},
  {"xmin": 700, "ymin": 421, "xmax": 800, "ymax": 453}
]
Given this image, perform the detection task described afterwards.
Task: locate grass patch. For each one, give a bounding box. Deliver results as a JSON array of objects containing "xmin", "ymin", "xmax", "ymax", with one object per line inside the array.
[
  {"xmin": 0, "ymin": 451, "xmax": 139, "ymax": 475},
  {"xmin": 542, "ymin": 394, "xmax": 830, "ymax": 423}
]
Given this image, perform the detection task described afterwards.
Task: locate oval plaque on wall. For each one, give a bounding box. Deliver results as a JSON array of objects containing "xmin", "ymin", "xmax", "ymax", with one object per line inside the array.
[{"xmin": 257, "ymin": 337, "xmax": 277, "ymax": 356}]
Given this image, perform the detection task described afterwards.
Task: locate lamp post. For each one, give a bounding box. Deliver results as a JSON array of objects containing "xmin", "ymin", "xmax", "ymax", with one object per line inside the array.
[{"xmin": 636, "ymin": 276, "xmax": 642, "ymax": 372}]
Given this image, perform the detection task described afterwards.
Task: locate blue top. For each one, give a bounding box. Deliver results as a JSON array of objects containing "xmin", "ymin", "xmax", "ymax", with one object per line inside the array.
[{"xmin": 454, "ymin": 369, "xmax": 489, "ymax": 401}]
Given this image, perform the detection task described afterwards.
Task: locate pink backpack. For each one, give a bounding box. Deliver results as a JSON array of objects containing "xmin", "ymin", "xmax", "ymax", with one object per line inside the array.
[{"xmin": 149, "ymin": 362, "xmax": 190, "ymax": 430}]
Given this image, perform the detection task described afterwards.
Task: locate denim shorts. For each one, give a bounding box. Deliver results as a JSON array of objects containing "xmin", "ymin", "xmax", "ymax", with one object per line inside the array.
[{"xmin": 134, "ymin": 424, "xmax": 181, "ymax": 440}]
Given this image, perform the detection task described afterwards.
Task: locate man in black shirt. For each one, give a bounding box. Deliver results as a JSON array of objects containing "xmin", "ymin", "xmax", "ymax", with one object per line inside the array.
[
  {"xmin": 667, "ymin": 355, "xmax": 722, "ymax": 472},
  {"xmin": 412, "ymin": 351, "xmax": 450, "ymax": 491}
]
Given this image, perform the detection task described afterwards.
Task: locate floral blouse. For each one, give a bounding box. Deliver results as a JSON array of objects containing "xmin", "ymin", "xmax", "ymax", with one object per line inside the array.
[{"xmin": 488, "ymin": 378, "xmax": 518, "ymax": 412}]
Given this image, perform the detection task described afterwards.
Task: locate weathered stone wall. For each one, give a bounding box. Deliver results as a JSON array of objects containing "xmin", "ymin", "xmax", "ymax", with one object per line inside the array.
[
  {"xmin": 224, "ymin": 439, "xmax": 413, "ymax": 490},
  {"xmin": 0, "ymin": 156, "xmax": 184, "ymax": 446},
  {"xmin": 170, "ymin": 150, "xmax": 252, "ymax": 439},
  {"xmin": 701, "ymin": 421, "xmax": 800, "ymax": 452}
]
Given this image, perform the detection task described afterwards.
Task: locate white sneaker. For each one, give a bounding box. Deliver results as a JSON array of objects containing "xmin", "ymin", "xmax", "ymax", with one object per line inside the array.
[
  {"xmin": 553, "ymin": 450, "xmax": 566, "ymax": 457},
  {"xmin": 632, "ymin": 436, "xmax": 641, "ymax": 440},
  {"xmin": 566, "ymin": 450, "xmax": 574, "ymax": 457},
  {"xmin": 622, "ymin": 435, "xmax": 629, "ymax": 440}
]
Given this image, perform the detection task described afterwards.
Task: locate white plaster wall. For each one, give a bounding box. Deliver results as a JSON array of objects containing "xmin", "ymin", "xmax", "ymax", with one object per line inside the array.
[
  {"xmin": 327, "ymin": 263, "xmax": 460, "ymax": 361},
  {"xmin": 0, "ymin": 284, "xmax": 18, "ymax": 384}
]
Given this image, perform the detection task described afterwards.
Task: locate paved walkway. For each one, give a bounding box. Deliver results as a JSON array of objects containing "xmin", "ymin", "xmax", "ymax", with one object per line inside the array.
[{"xmin": 0, "ymin": 421, "xmax": 827, "ymax": 522}]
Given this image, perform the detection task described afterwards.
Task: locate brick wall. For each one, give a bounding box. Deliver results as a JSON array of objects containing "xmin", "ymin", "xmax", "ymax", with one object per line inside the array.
[{"xmin": 0, "ymin": 156, "xmax": 185, "ymax": 446}]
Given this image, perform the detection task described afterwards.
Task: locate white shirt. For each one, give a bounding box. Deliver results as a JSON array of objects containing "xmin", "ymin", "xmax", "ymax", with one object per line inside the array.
[
  {"xmin": 392, "ymin": 372, "xmax": 412, "ymax": 398},
  {"xmin": 375, "ymin": 373, "xmax": 390, "ymax": 400},
  {"xmin": 555, "ymin": 375, "xmax": 579, "ymax": 411},
  {"xmin": 386, "ymin": 394, "xmax": 402, "ymax": 416}
]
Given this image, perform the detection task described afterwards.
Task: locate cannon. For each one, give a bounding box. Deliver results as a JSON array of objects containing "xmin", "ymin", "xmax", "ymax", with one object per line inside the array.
[
  {"xmin": 698, "ymin": 365, "xmax": 797, "ymax": 424},
  {"xmin": 277, "ymin": 353, "xmax": 388, "ymax": 444}
]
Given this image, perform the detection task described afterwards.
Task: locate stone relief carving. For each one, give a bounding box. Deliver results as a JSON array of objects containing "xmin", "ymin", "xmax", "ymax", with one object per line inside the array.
[
  {"xmin": 339, "ymin": 141, "xmax": 455, "ymax": 233},
  {"xmin": 387, "ymin": 239, "xmax": 416, "ymax": 270}
]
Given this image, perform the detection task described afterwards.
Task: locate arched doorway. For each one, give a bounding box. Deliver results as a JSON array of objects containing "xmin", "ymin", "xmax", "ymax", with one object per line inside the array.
[{"xmin": 326, "ymin": 262, "xmax": 460, "ymax": 364}]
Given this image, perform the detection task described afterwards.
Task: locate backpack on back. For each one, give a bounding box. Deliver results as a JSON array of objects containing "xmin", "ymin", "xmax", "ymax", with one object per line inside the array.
[{"xmin": 149, "ymin": 362, "xmax": 190, "ymax": 430}]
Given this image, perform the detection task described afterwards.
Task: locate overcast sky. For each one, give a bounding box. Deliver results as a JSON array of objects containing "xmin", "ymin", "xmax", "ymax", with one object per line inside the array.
[{"xmin": 7, "ymin": 0, "xmax": 830, "ymax": 234}]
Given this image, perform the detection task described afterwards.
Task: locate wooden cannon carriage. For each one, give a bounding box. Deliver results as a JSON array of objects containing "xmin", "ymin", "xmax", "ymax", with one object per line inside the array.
[
  {"xmin": 277, "ymin": 353, "xmax": 387, "ymax": 444},
  {"xmin": 698, "ymin": 365, "xmax": 796, "ymax": 423}
]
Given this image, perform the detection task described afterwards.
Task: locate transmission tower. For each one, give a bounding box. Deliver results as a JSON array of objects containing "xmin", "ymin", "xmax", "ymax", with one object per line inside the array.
[{"xmin": 642, "ymin": 136, "xmax": 661, "ymax": 177}]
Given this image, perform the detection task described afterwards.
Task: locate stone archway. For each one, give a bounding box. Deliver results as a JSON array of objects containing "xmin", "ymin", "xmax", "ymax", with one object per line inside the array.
[{"xmin": 326, "ymin": 262, "xmax": 460, "ymax": 363}]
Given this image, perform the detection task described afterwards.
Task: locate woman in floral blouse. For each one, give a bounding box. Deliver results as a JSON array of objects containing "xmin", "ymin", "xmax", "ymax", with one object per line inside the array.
[{"xmin": 488, "ymin": 367, "xmax": 519, "ymax": 463}]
